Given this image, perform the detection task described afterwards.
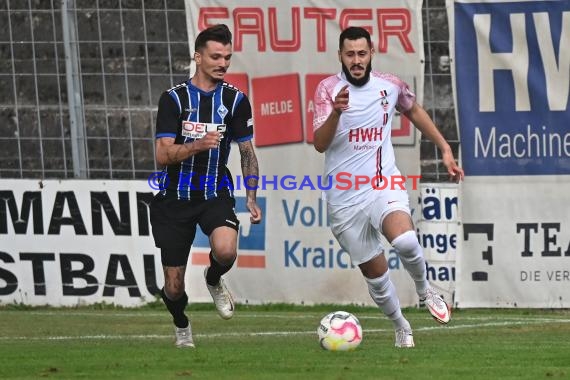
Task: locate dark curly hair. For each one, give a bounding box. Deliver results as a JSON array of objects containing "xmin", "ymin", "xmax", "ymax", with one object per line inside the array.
[
  {"xmin": 194, "ymin": 24, "xmax": 232, "ymax": 52},
  {"xmin": 339, "ymin": 26, "xmax": 372, "ymax": 50}
]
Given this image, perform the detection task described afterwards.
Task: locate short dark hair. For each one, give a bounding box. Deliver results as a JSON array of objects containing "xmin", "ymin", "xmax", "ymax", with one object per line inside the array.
[
  {"xmin": 339, "ymin": 26, "xmax": 372, "ymax": 50},
  {"xmin": 194, "ymin": 24, "xmax": 232, "ymax": 52}
]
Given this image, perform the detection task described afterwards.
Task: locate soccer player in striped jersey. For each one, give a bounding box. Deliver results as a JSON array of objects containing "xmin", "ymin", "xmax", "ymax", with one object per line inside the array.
[
  {"xmin": 313, "ymin": 27, "xmax": 464, "ymax": 348},
  {"xmin": 150, "ymin": 24, "xmax": 262, "ymax": 348}
]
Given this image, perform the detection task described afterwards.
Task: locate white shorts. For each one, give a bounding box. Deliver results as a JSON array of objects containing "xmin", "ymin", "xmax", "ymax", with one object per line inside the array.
[{"xmin": 327, "ymin": 189, "xmax": 411, "ymax": 265}]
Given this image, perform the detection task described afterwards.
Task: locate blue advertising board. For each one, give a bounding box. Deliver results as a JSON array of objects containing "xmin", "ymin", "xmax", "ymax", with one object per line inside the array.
[{"xmin": 454, "ymin": 0, "xmax": 570, "ymax": 175}]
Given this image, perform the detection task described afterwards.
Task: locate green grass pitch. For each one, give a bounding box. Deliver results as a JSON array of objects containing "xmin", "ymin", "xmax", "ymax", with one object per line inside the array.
[{"xmin": 0, "ymin": 303, "xmax": 569, "ymax": 379}]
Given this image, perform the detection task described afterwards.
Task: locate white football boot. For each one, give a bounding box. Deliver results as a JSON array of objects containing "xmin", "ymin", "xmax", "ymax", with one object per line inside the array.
[
  {"xmin": 204, "ymin": 267, "xmax": 235, "ymax": 320},
  {"xmin": 174, "ymin": 325, "xmax": 195, "ymax": 348},
  {"xmin": 421, "ymin": 288, "xmax": 451, "ymax": 324},
  {"xmin": 395, "ymin": 328, "xmax": 415, "ymax": 348}
]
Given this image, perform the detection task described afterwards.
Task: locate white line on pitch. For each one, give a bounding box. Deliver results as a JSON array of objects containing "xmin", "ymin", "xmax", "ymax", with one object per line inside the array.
[
  {"xmin": 1, "ymin": 319, "xmax": 569, "ymax": 341},
  {"xmin": 10, "ymin": 311, "xmax": 570, "ymax": 323}
]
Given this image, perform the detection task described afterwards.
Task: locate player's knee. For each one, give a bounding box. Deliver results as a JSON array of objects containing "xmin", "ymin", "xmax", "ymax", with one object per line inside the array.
[
  {"xmin": 212, "ymin": 249, "xmax": 237, "ymax": 266},
  {"xmin": 359, "ymin": 255, "xmax": 388, "ymax": 279},
  {"xmin": 391, "ymin": 230, "xmax": 421, "ymax": 257},
  {"xmin": 218, "ymin": 252, "xmax": 237, "ymax": 266},
  {"xmin": 163, "ymin": 283, "xmax": 185, "ymax": 300}
]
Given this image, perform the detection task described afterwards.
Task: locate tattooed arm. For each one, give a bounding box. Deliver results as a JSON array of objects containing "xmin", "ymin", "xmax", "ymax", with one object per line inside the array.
[
  {"xmin": 238, "ymin": 140, "xmax": 262, "ymax": 224},
  {"xmin": 155, "ymin": 134, "xmax": 222, "ymax": 166}
]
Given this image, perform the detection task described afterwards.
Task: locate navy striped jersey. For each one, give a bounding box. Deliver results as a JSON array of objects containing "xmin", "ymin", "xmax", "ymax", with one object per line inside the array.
[{"xmin": 155, "ymin": 79, "xmax": 253, "ymax": 201}]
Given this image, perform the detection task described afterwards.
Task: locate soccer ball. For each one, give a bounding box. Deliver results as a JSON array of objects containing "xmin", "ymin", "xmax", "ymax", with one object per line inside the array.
[{"xmin": 317, "ymin": 311, "xmax": 363, "ymax": 351}]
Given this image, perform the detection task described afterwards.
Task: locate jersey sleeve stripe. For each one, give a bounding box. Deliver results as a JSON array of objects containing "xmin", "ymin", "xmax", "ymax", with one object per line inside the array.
[
  {"xmin": 156, "ymin": 132, "xmax": 176, "ymax": 138},
  {"xmin": 234, "ymin": 135, "xmax": 253, "ymax": 143},
  {"xmin": 232, "ymin": 91, "xmax": 244, "ymax": 113},
  {"xmin": 168, "ymin": 91, "xmax": 182, "ymax": 114}
]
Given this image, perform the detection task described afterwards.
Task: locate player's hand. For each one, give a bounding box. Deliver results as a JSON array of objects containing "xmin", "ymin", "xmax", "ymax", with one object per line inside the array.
[
  {"xmin": 194, "ymin": 131, "xmax": 222, "ymax": 151},
  {"xmin": 247, "ymin": 199, "xmax": 262, "ymax": 224},
  {"xmin": 442, "ymin": 151, "xmax": 464, "ymax": 183},
  {"xmin": 334, "ymin": 85, "xmax": 350, "ymax": 114}
]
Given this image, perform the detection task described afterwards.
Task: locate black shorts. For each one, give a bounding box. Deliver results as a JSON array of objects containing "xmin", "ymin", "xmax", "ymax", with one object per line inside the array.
[{"xmin": 150, "ymin": 195, "xmax": 240, "ymax": 266}]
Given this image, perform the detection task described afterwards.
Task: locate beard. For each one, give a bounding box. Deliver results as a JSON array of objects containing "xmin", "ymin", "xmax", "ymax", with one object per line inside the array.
[
  {"xmin": 213, "ymin": 73, "xmax": 225, "ymax": 83},
  {"xmin": 341, "ymin": 62, "xmax": 372, "ymax": 87}
]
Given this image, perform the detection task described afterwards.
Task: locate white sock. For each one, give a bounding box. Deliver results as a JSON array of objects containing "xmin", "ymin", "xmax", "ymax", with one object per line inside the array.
[
  {"xmin": 392, "ymin": 230, "xmax": 429, "ymax": 297},
  {"xmin": 365, "ymin": 271, "xmax": 410, "ymax": 330}
]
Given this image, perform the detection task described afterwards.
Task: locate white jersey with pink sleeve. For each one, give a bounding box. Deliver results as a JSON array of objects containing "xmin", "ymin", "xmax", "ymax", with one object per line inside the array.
[{"xmin": 313, "ymin": 70, "xmax": 416, "ymax": 206}]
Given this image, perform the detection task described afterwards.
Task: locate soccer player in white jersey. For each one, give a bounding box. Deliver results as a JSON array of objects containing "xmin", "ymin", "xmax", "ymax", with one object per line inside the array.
[{"xmin": 313, "ymin": 26, "xmax": 464, "ymax": 348}]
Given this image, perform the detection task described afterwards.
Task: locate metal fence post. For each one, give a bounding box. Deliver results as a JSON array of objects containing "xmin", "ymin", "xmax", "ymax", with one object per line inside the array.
[{"xmin": 61, "ymin": 0, "xmax": 87, "ymax": 178}]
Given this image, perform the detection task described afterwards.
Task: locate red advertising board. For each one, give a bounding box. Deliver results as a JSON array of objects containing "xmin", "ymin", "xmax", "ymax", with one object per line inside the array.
[{"xmin": 251, "ymin": 73, "xmax": 304, "ymax": 146}]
